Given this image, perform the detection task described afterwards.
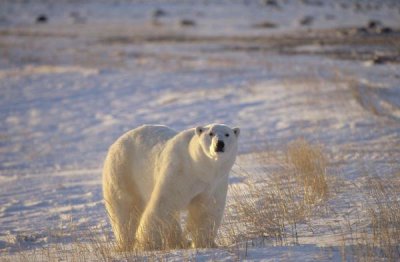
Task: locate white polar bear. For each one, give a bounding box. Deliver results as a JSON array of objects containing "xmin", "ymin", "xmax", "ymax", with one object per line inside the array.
[{"xmin": 102, "ymin": 124, "xmax": 239, "ymax": 251}]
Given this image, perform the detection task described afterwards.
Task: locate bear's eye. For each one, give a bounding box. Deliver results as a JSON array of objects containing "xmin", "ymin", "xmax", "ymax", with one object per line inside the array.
[
  {"xmin": 209, "ymin": 132, "xmax": 214, "ymax": 137},
  {"xmin": 225, "ymin": 133, "xmax": 229, "ymax": 137}
]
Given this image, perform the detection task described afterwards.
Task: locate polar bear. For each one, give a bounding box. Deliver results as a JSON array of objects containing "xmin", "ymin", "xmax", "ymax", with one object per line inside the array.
[{"xmin": 103, "ymin": 124, "xmax": 240, "ymax": 251}]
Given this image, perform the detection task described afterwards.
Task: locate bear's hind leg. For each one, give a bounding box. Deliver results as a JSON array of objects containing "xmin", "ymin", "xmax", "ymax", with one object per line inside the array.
[{"xmin": 105, "ymin": 191, "xmax": 144, "ymax": 251}]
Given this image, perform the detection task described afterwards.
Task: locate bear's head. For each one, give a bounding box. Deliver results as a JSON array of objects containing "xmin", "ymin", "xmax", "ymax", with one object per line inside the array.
[{"xmin": 195, "ymin": 124, "xmax": 240, "ymax": 161}]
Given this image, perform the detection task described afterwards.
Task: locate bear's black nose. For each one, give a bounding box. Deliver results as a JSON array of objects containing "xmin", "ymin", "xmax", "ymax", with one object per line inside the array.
[{"xmin": 216, "ymin": 140, "xmax": 225, "ymax": 152}]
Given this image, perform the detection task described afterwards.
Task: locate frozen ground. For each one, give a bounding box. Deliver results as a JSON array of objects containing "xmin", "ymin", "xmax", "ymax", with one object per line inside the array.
[{"xmin": 0, "ymin": 0, "xmax": 399, "ymax": 260}]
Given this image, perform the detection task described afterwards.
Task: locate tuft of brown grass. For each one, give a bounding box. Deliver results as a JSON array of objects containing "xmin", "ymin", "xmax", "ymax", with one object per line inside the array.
[
  {"xmin": 366, "ymin": 175, "xmax": 400, "ymax": 261},
  {"xmin": 286, "ymin": 138, "xmax": 328, "ymax": 205},
  {"xmin": 218, "ymin": 139, "xmax": 330, "ymax": 248},
  {"xmin": 340, "ymin": 174, "xmax": 400, "ymax": 262}
]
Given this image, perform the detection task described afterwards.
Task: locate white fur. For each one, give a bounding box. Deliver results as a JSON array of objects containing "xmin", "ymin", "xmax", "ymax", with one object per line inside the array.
[{"xmin": 102, "ymin": 124, "xmax": 239, "ymax": 250}]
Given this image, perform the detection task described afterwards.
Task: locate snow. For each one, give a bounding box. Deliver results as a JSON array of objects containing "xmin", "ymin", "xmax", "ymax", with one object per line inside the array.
[{"xmin": 1, "ymin": 0, "xmax": 399, "ymax": 260}]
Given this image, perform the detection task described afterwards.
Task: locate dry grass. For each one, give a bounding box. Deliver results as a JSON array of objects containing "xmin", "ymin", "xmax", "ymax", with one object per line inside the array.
[
  {"xmin": 368, "ymin": 175, "xmax": 400, "ymax": 260},
  {"xmin": 221, "ymin": 171, "xmax": 306, "ymax": 246},
  {"xmin": 218, "ymin": 138, "xmax": 330, "ymax": 248},
  {"xmin": 341, "ymin": 174, "xmax": 400, "ymax": 262},
  {"xmin": 3, "ymin": 224, "xmax": 181, "ymax": 262},
  {"xmin": 286, "ymin": 138, "xmax": 328, "ymax": 205}
]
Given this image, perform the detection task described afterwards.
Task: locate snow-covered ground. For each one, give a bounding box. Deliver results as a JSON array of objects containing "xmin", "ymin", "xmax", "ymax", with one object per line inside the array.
[{"xmin": 1, "ymin": 0, "xmax": 399, "ymax": 260}]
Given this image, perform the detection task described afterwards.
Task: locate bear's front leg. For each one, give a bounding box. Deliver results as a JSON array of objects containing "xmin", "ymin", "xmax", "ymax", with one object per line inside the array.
[
  {"xmin": 135, "ymin": 208, "xmax": 183, "ymax": 250},
  {"xmin": 187, "ymin": 180, "xmax": 228, "ymax": 248},
  {"xmin": 135, "ymin": 180, "xmax": 185, "ymax": 250}
]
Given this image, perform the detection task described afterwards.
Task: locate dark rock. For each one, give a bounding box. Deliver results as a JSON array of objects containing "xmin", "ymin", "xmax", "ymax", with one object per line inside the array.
[
  {"xmin": 377, "ymin": 27, "xmax": 393, "ymax": 34},
  {"xmin": 180, "ymin": 19, "xmax": 196, "ymax": 27},
  {"xmin": 367, "ymin": 20, "xmax": 381, "ymax": 29},
  {"xmin": 299, "ymin": 16, "xmax": 314, "ymax": 26},
  {"xmin": 371, "ymin": 56, "xmax": 385, "ymax": 65},
  {"xmin": 262, "ymin": 0, "xmax": 279, "ymax": 7},
  {"xmin": 36, "ymin": 15, "xmax": 48, "ymax": 23},
  {"xmin": 153, "ymin": 8, "xmax": 167, "ymax": 18},
  {"xmin": 253, "ymin": 21, "xmax": 277, "ymax": 28},
  {"xmin": 366, "ymin": 55, "xmax": 393, "ymax": 65},
  {"xmin": 301, "ymin": 0, "xmax": 323, "ymax": 6}
]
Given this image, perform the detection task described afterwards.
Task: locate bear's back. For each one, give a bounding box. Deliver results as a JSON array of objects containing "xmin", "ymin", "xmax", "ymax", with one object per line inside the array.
[
  {"xmin": 111, "ymin": 125, "xmax": 176, "ymax": 157},
  {"xmin": 114, "ymin": 125, "xmax": 178, "ymax": 202},
  {"xmin": 130, "ymin": 125, "xmax": 177, "ymax": 148}
]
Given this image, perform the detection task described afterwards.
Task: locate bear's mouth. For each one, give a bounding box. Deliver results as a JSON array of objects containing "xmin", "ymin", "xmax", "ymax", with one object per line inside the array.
[{"xmin": 215, "ymin": 147, "xmax": 224, "ymax": 153}]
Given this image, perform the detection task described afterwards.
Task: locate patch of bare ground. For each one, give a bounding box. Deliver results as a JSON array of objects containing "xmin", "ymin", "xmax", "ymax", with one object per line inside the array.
[
  {"xmin": 95, "ymin": 26, "xmax": 400, "ymax": 67},
  {"xmin": 2, "ymin": 24, "xmax": 399, "ymax": 70},
  {"xmin": 223, "ymin": 28, "xmax": 400, "ymax": 64}
]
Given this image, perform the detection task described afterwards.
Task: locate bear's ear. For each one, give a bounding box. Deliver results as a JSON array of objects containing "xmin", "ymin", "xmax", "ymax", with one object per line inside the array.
[
  {"xmin": 233, "ymin": 127, "xmax": 240, "ymax": 137},
  {"xmin": 195, "ymin": 126, "xmax": 204, "ymax": 137}
]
